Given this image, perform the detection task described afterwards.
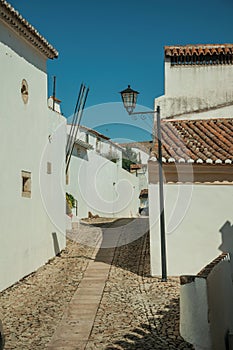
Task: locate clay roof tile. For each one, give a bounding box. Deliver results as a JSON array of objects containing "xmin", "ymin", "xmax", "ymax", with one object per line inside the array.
[
  {"xmin": 165, "ymin": 44, "xmax": 233, "ymax": 57},
  {"xmin": 152, "ymin": 118, "xmax": 233, "ymax": 164},
  {"xmin": 0, "ymin": 0, "xmax": 58, "ymax": 59}
]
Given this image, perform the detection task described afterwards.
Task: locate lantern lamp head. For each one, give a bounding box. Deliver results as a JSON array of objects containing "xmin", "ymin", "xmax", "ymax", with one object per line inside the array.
[{"xmin": 120, "ymin": 85, "xmax": 139, "ymax": 114}]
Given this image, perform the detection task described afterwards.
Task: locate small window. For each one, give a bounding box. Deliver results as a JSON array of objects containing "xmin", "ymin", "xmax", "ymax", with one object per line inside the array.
[
  {"xmin": 96, "ymin": 137, "xmax": 101, "ymax": 152},
  {"xmin": 47, "ymin": 162, "xmax": 52, "ymax": 174},
  {"xmin": 22, "ymin": 171, "xmax": 31, "ymax": 198},
  {"xmin": 21, "ymin": 79, "xmax": 29, "ymax": 104},
  {"xmin": 85, "ymin": 133, "xmax": 89, "ymax": 144},
  {"xmin": 77, "ymin": 147, "xmax": 82, "ymax": 157}
]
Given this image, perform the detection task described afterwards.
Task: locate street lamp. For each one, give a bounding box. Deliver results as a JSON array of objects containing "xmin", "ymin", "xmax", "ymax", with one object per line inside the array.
[
  {"xmin": 120, "ymin": 85, "xmax": 139, "ymax": 115},
  {"xmin": 120, "ymin": 85, "xmax": 167, "ymax": 282}
]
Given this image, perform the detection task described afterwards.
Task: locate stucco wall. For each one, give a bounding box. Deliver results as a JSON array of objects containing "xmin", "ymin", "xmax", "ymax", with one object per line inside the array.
[
  {"xmin": 0, "ymin": 21, "xmax": 66, "ymax": 291},
  {"xmin": 180, "ymin": 255, "xmax": 233, "ymax": 350},
  {"xmin": 40, "ymin": 109, "xmax": 66, "ymax": 245},
  {"xmin": 131, "ymin": 147, "xmax": 150, "ymax": 165},
  {"xmin": 155, "ymin": 94, "xmax": 233, "ymax": 120},
  {"xmin": 165, "ymin": 58, "xmax": 233, "ymax": 102},
  {"xmin": 68, "ymin": 126, "xmax": 122, "ymax": 165},
  {"xmin": 154, "ymin": 57, "xmax": 233, "ymax": 119},
  {"xmin": 208, "ymin": 258, "xmax": 233, "ymax": 350},
  {"xmin": 180, "ymin": 277, "xmax": 211, "ymax": 350},
  {"xmin": 67, "ymin": 149, "xmax": 140, "ymax": 219},
  {"xmin": 148, "ymin": 183, "xmax": 233, "ymax": 276}
]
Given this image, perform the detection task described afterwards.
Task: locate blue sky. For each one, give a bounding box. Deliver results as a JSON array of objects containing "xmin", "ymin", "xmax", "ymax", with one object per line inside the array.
[{"xmin": 9, "ymin": 0, "xmax": 233, "ymax": 141}]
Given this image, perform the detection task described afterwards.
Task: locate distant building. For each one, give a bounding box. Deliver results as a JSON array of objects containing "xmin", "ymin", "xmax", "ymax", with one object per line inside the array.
[
  {"xmin": 139, "ymin": 189, "xmax": 148, "ymax": 216},
  {"xmin": 0, "ymin": 1, "xmax": 66, "ymax": 291},
  {"xmin": 121, "ymin": 141, "xmax": 152, "ymax": 164},
  {"xmin": 120, "ymin": 141, "xmax": 152, "ymax": 215},
  {"xmin": 121, "ymin": 141, "xmax": 152, "ymax": 190},
  {"xmin": 66, "ymin": 125, "xmax": 140, "ymax": 219}
]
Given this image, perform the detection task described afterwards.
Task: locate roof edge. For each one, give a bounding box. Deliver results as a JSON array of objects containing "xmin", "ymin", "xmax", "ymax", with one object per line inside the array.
[
  {"xmin": 149, "ymin": 156, "xmax": 232, "ymax": 165},
  {"xmin": 0, "ymin": 0, "xmax": 58, "ymax": 59},
  {"xmin": 165, "ymin": 43, "xmax": 233, "ymax": 57}
]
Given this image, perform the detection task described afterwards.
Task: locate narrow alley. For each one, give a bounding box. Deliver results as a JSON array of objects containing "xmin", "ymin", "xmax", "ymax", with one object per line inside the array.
[{"xmin": 0, "ymin": 219, "xmax": 193, "ymax": 350}]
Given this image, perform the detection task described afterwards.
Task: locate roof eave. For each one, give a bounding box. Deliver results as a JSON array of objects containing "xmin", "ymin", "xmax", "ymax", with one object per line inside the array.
[{"xmin": 0, "ymin": 0, "xmax": 58, "ymax": 59}]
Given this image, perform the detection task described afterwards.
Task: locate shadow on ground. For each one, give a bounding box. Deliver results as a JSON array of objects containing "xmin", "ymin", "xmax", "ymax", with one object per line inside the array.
[
  {"xmin": 95, "ymin": 234, "xmax": 148, "ymax": 276},
  {"xmin": 94, "ymin": 218, "xmax": 150, "ymax": 276},
  {"xmin": 93, "ymin": 219, "xmax": 194, "ymax": 349},
  {"xmin": 85, "ymin": 218, "xmax": 134, "ymax": 228},
  {"xmin": 104, "ymin": 296, "xmax": 193, "ymax": 350}
]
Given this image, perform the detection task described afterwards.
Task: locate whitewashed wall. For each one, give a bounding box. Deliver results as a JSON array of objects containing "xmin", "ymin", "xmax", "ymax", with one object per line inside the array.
[
  {"xmin": 180, "ymin": 277, "xmax": 211, "ymax": 350},
  {"xmin": 130, "ymin": 147, "xmax": 150, "ymax": 165},
  {"xmin": 67, "ymin": 149, "xmax": 139, "ymax": 219},
  {"xmin": 0, "ymin": 20, "xmax": 66, "ymax": 291},
  {"xmin": 180, "ymin": 254, "xmax": 233, "ymax": 350},
  {"xmin": 138, "ymin": 170, "xmax": 148, "ymax": 192},
  {"xmin": 125, "ymin": 147, "xmax": 149, "ymax": 192},
  {"xmin": 67, "ymin": 126, "xmax": 122, "ymax": 165},
  {"xmin": 40, "ymin": 109, "xmax": 66, "ymax": 247},
  {"xmin": 155, "ymin": 94, "xmax": 233, "ymax": 120},
  {"xmin": 148, "ymin": 184, "xmax": 233, "ymax": 276},
  {"xmin": 165, "ymin": 58, "xmax": 233, "ymax": 102},
  {"xmin": 154, "ymin": 56, "xmax": 233, "ymax": 119}
]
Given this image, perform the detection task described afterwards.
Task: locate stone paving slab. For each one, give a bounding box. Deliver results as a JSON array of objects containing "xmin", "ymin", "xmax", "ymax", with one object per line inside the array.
[
  {"xmin": 47, "ymin": 338, "xmax": 87, "ymax": 349},
  {"xmin": 0, "ymin": 218, "xmax": 194, "ymax": 349},
  {"xmin": 0, "ymin": 237, "xmax": 99, "ymax": 350},
  {"xmin": 47, "ymin": 242, "xmax": 115, "ymax": 349}
]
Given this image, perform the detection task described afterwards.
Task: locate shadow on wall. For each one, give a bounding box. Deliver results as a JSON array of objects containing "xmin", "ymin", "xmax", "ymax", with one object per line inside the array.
[
  {"xmin": 219, "ymin": 221, "xmax": 233, "ymax": 252},
  {"xmin": 52, "ymin": 232, "xmax": 60, "ymax": 256},
  {"xmin": 219, "ymin": 221, "xmax": 233, "ymax": 271},
  {"xmin": 104, "ymin": 298, "xmax": 193, "ymax": 349}
]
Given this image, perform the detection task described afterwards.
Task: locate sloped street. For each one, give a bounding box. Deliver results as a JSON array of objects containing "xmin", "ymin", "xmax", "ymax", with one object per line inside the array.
[{"xmin": 0, "ymin": 218, "xmax": 193, "ymax": 349}]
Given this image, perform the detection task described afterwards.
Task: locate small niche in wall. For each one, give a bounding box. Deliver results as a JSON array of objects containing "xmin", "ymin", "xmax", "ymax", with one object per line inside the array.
[
  {"xmin": 21, "ymin": 79, "xmax": 29, "ymax": 104},
  {"xmin": 96, "ymin": 137, "xmax": 101, "ymax": 153},
  {"xmin": 47, "ymin": 162, "xmax": 52, "ymax": 174},
  {"xmin": 21, "ymin": 171, "xmax": 31, "ymax": 198}
]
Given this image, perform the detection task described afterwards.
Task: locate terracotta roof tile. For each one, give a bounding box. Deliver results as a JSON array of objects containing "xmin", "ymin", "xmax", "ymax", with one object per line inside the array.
[
  {"xmin": 0, "ymin": 0, "xmax": 58, "ymax": 59},
  {"xmin": 165, "ymin": 44, "xmax": 233, "ymax": 57},
  {"xmin": 151, "ymin": 118, "xmax": 233, "ymax": 164}
]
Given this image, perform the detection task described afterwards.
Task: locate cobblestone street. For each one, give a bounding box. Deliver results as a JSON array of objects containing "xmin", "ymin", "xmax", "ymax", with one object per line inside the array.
[{"xmin": 0, "ymin": 218, "xmax": 193, "ymax": 349}]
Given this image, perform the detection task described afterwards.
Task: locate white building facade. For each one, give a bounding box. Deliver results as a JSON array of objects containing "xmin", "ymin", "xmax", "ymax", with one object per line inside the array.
[
  {"xmin": 0, "ymin": 1, "xmax": 66, "ymax": 291},
  {"xmin": 66, "ymin": 125, "xmax": 140, "ymax": 219},
  {"xmin": 155, "ymin": 44, "xmax": 233, "ymax": 120},
  {"xmin": 149, "ymin": 116, "xmax": 233, "ymax": 277},
  {"xmin": 149, "ymin": 44, "xmax": 233, "ymax": 277},
  {"xmin": 149, "ymin": 43, "xmax": 233, "ymax": 350}
]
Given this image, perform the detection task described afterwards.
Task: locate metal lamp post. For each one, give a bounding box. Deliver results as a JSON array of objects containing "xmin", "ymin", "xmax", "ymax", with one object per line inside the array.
[{"xmin": 120, "ymin": 85, "xmax": 167, "ymax": 282}]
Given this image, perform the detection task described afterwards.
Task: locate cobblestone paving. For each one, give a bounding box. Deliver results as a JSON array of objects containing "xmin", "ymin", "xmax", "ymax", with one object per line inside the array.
[
  {"xmin": 0, "ymin": 219, "xmax": 193, "ymax": 349},
  {"xmin": 87, "ymin": 227, "xmax": 194, "ymax": 350},
  {"xmin": 0, "ymin": 237, "xmax": 97, "ymax": 350}
]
